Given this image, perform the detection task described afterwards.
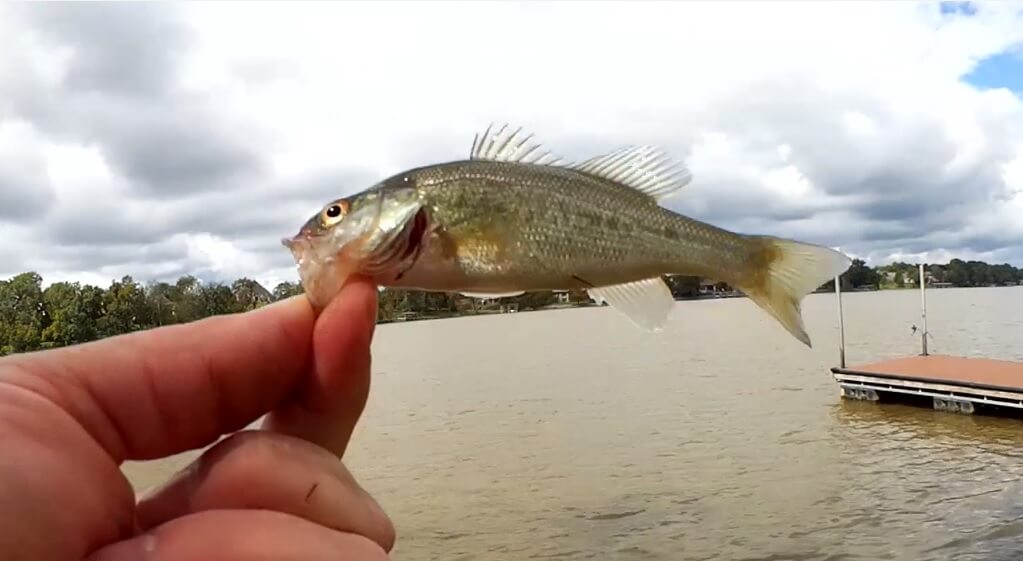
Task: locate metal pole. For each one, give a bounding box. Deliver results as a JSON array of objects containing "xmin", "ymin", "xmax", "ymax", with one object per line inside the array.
[
  {"xmin": 835, "ymin": 248, "xmax": 846, "ymax": 368},
  {"xmin": 919, "ymin": 263, "xmax": 928, "ymax": 356}
]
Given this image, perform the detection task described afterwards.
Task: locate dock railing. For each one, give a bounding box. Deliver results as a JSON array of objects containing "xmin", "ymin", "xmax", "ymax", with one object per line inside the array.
[
  {"xmin": 835, "ymin": 251, "xmax": 846, "ymax": 368},
  {"xmin": 918, "ymin": 263, "xmax": 928, "ymax": 356},
  {"xmin": 833, "ymin": 257, "xmax": 930, "ymax": 367}
]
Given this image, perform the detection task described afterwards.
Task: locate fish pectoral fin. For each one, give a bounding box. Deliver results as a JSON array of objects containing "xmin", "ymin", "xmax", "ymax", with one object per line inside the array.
[
  {"xmin": 470, "ymin": 123, "xmax": 566, "ymax": 166},
  {"xmin": 587, "ymin": 277, "xmax": 675, "ymax": 332},
  {"xmin": 569, "ymin": 145, "xmax": 692, "ymax": 201},
  {"xmin": 459, "ymin": 291, "xmax": 525, "ymax": 299}
]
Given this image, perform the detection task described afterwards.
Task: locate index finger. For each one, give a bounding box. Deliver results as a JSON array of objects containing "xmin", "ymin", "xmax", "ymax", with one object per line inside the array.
[{"xmin": 0, "ymin": 294, "xmax": 316, "ymax": 462}]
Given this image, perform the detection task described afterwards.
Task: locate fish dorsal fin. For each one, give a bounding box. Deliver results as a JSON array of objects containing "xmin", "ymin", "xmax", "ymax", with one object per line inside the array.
[
  {"xmin": 569, "ymin": 145, "xmax": 692, "ymax": 201},
  {"xmin": 588, "ymin": 277, "xmax": 675, "ymax": 331},
  {"xmin": 470, "ymin": 123, "xmax": 566, "ymax": 166}
]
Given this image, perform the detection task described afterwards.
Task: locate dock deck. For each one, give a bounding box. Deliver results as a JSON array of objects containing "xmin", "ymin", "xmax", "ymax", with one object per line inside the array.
[
  {"xmin": 832, "ymin": 355, "xmax": 1023, "ymax": 415},
  {"xmin": 829, "ymin": 262, "xmax": 1023, "ymax": 417}
]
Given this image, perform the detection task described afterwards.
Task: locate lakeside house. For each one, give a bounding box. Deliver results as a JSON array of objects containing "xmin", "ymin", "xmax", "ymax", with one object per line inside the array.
[{"xmin": 882, "ymin": 270, "xmax": 918, "ymax": 287}]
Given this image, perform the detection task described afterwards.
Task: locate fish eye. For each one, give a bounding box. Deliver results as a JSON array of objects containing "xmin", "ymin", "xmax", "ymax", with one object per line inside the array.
[{"xmin": 321, "ymin": 201, "xmax": 348, "ymax": 226}]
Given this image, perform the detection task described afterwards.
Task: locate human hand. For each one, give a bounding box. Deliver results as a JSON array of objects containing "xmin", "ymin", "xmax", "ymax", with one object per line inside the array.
[{"xmin": 0, "ymin": 277, "xmax": 394, "ymax": 561}]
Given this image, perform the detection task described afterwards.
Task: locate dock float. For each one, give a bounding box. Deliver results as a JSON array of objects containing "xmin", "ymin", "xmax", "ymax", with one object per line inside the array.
[
  {"xmin": 829, "ymin": 262, "xmax": 1023, "ymax": 417},
  {"xmin": 831, "ymin": 355, "xmax": 1023, "ymax": 415}
]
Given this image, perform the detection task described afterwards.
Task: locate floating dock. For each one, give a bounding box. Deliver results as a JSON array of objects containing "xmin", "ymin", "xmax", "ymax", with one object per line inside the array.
[
  {"xmin": 832, "ymin": 355, "xmax": 1023, "ymax": 415},
  {"xmin": 830, "ymin": 263, "xmax": 1023, "ymax": 417}
]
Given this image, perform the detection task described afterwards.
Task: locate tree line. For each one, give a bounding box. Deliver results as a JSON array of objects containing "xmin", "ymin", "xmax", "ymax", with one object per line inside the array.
[
  {"xmin": 2, "ymin": 257, "xmax": 1021, "ymax": 356},
  {"xmin": 820, "ymin": 258, "xmax": 1023, "ymax": 291}
]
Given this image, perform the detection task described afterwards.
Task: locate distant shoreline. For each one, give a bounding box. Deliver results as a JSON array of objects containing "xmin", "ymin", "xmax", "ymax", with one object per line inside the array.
[
  {"xmin": 2, "ymin": 267, "xmax": 1019, "ymax": 355},
  {"xmin": 377, "ymin": 283, "xmax": 1021, "ymax": 325}
]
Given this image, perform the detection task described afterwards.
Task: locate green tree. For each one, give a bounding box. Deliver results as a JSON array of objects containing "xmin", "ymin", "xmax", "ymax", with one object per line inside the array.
[
  {"xmin": 272, "ymin": 281, "xmax": 304, "ymax": 301},
  {"xmin": 40, "ymin": 282, "xmax": 104, "ymax": 347},
  {"xmin": 844, "ymin": 259, "xmax": 881, "ymax": 289},
  {"xmin": 232, "ymin": 278, "xmax": 272, "ymax": 311},
  {"xmin": 945, "ymin": 258, "xmax": 970, "ymax": 286},
  {"xmin": 99, "ymin": 276, "xmax": 152, "ymax": 337},
  {"xmin": 991, "ymin": 263, "xmax": 1016, "ymax": 285},
  {"xmin": 146, "ymin": 282, "xmax": 179, "ymax": 327},
  {"xmin": 0, "ymin": 272, "xmax": 47, "ymax": 355},
  {"xmin": 377, "ymin": 288, "xmax": 409, "ymax": 321},
  {"xmin": 170, "ymin": 275, "xmax": 204, "ymax": 323},
  {"xmin": 198, "ymin": 283, "xmax": 242, "ymax": 317}
]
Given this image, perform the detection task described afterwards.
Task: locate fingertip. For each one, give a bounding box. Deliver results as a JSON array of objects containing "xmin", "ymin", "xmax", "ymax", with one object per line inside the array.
[
  {"xmin": 313, "ymin": 276, "xmax": 378, "ymax": 374},
  {"xmin": 318, "ymin": 276, "xmax": 379, "ymax": 332}
]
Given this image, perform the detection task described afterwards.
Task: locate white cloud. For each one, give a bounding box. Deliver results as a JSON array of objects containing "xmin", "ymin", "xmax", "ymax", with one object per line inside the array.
[{"xmin": 1, "ymin": 0, "xmax": 1023, "ymax": 291}]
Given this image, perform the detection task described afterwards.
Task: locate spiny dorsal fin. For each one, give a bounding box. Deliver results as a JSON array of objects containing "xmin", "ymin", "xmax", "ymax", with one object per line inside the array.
[
  {"xmin": 470, "ymin": 123, "xmax": 566, "ymax": 165},
  {"xmin": 570, "ymin": 145, "xmax": 692, "ymax": 201}
]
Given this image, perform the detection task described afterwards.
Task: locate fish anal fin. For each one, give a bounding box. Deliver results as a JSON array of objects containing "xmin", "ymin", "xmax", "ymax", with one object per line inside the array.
[
  {"xmin": 587, "ymin": 277, "xmax": 675, "ymax": 331},
  {"xmin": 569, "ymin": 145, "xmax": 692, "ymax": 201},
  {"xmin": 734, "ymin": 236, "xmax": 852, "ymax": 348},
  {"xmin": 470, "ymin": 123, "xmax": 566, "ymax": 166}
]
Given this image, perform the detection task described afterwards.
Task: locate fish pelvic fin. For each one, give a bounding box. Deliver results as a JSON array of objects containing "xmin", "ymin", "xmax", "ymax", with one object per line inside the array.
[
  {"xmin": 734, "ymin": 237, "xmax": 852, "ymax": 348},
  {"xmin": 588, "ymin": 277, "xmax": 675, "ymax": 331},
  {"xmin": 459, "ymin": 290, "xmax": 525, "ymax": 299}
]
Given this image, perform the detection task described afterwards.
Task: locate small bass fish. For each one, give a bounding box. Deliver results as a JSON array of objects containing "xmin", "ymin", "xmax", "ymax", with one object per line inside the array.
[{"xmin": 283, "ymin": 124, "xmax": 851, "ymax": 347}]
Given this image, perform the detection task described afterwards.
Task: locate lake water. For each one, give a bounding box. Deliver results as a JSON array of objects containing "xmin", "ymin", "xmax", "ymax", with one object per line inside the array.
[{"xmin": 123, "ymin": 286, "xmax": 1023, "ymax": 561}]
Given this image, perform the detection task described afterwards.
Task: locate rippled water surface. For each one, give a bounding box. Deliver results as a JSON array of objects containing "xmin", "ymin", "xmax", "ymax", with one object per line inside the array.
[{"xmin": 124, "ymin": 287, "xmax": 1023, "ymax": 560}]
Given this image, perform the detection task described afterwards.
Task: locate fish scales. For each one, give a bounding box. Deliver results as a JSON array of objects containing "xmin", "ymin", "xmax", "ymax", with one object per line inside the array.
[
  {"xmin": 400, "ymin": 160, "xmax": 748, "ymax": 291},
  {"xmin": 283, "ymin": 124, "xmax": 852, "ymax": 347}
]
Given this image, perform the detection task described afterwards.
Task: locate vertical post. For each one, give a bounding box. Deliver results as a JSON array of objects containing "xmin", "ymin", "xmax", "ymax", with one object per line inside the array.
[
  {"xmin": 835, "ymin": 248, "xmax": 846, "ymax": 368},
  {"xmin": 919, "ymin": 263, "xmax": 928, "ymax": 356}
]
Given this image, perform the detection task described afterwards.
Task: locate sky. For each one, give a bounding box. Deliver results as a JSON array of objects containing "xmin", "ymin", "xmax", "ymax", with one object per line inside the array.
[{"xmin": 1, "ymin": 1, "xmax": 1022, "ymax": 290}]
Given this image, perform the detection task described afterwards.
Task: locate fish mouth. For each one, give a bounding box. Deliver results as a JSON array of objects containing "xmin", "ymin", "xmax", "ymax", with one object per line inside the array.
[
  {"xmin": 282, "ymin": 213, "xmax": 325, "ymax": 253},
  {"xmin": 281, "ymin": 232, "xmax": 316, "ymax": 260},
  {"xmin": 280, "ymin": 235, "xmax": 303, "ymax": 251}
]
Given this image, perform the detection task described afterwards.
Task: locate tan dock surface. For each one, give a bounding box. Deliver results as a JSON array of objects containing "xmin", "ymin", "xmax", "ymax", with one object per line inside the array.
[{"xmin": 834, "ymin": 354, "xmax": 1023, "ymax": 392}]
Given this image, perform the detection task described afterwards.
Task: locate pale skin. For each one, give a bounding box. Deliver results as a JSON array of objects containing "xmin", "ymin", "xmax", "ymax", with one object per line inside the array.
[{"xmin": 0, "ymin": 277, "xmax": 394, "ymax": 560}]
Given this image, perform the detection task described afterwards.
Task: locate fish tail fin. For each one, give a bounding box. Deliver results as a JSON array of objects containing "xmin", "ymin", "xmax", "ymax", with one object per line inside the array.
[{"xmin": 732, "ymin": 236, "xmax": 851, "ymax": 348}]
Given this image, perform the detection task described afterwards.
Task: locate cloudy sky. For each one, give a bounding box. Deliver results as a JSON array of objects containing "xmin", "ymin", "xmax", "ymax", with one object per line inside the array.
[{"xmin": 1, "ymin": 1, "xmax": 1022, "ymax": 290}]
